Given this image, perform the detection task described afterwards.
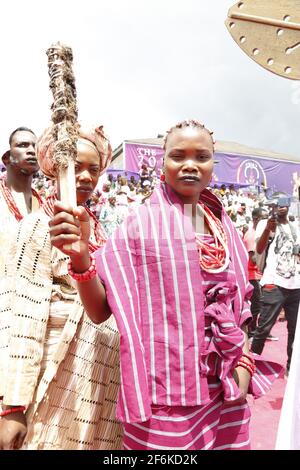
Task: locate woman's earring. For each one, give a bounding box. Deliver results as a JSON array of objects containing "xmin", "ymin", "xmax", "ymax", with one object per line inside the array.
[{"xmin": 160, "ymin": 174, "xmax": 166, "ymax": 182}]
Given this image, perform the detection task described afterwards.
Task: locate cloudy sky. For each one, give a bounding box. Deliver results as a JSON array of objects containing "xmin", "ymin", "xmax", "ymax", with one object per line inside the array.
[{"xmin": 1, "ymin": 0, "xmax": 300, "ymax": 158}]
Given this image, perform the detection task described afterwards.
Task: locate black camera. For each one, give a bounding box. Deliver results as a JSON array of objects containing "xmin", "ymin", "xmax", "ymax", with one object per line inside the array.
[
  {"xmin": 264, "ymin": 201, "xmax": 277, "ymax": 217},
  {"xmin": 293, "ymin": 245, "xmax": 300, "ymax": 256}
]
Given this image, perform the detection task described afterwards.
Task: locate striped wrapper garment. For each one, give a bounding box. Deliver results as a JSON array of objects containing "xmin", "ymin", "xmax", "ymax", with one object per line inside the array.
[{"xmin": 95, "ymin": 183, "xmax": 283, "ymax": 450}]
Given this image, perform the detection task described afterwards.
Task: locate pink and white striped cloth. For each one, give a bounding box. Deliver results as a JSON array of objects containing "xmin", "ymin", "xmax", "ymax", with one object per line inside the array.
[
  {"xmin": 121, "ymin": 233, "xmax": 281, "ymax": 450},
  {"xmin": 95, "ymin": 183, "xmax": 282, "ymax": 438},
  {"xmin": 122, "ymin": 386, "xmax": 252, "ymax": 450}
]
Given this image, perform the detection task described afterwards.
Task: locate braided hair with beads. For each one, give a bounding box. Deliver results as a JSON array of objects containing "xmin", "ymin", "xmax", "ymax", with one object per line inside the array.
[{"xmin": 162, "ymin": 119, "xmax": 216, "ymax": 151}]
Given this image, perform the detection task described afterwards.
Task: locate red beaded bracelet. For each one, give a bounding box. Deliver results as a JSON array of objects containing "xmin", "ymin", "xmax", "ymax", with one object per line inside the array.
[
  {"xmin": 241, "ymin": 352, "xmax": 255, "ymax": 365},
  {"xmin": 236, "ymin": 360, "xmax": 256, "ymax": 377},
  {"xmin": 67, "ymin": 253, "xmax": 97, "ymax": 282},
  {"xmin": 238, "ymin": 358, "xmax": 256, "ymax": 371},
  {"xmin": 236, "ymin": 362, "xmax": 255, "ymax": 376},
  {"xmin": 0, "ymin": 406, "xmax": 26, "ymax": 417}
]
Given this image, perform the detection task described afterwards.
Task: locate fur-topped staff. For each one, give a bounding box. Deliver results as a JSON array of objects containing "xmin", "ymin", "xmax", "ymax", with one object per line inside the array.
[{"xmin": 46, "ymin": 42, "xmax": 78, "ymax": 206}]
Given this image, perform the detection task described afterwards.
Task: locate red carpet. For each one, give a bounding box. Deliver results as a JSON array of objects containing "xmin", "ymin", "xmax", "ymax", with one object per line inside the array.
[{"xmin": 249, "ymin": 320, "xmax": 287, "ymax": 450}]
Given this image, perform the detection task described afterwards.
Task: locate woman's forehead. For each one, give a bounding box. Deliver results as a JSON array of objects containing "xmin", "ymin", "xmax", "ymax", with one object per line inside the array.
[
  {"xmin": 76, "ymin": 141, "xmax": 100, "ymax": 164},
  {"xmin": 166, "ymin": 127, "xmax": 213, "ymax": 150}
]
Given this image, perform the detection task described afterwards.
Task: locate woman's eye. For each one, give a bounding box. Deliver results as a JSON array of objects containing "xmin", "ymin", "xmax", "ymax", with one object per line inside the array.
[
  {"xmin": 171, "ymin": 154, "xmax": 183, "ymax": 159},
  {"xmin": 197, "ymin": 154, "xmax": 210, "ymax": 161}
]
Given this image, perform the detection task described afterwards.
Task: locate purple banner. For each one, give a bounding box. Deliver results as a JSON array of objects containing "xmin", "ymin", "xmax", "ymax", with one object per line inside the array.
[
  {"xmin": 124, "ymin": 143, "xmax": 300, "ymax": 197},
  {"xmin": 124, "ymin": 142, "xmax": 164, "ymax": 173},
  {"xmin": 213, "ymin": 153, "xmax": 300, "ymax": 196}
]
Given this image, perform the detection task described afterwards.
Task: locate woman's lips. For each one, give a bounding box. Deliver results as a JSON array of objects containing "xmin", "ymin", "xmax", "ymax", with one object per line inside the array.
[
  {"xmin": 76, "ymin": 186, "xmax": 92, "ymax": 192},
  {"xmin": 179, "ymin": 175, "xmax": 200, "ymax": 182}
]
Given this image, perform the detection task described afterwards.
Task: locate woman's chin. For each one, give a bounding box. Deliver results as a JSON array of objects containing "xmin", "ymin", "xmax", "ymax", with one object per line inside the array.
[
  {"xmin": 175, "ymin": 185, "xmax": 201, "ymax": 198},
  {"xmin": 76, "ymin": 193, "xmax": 92, "ymax": 206}
]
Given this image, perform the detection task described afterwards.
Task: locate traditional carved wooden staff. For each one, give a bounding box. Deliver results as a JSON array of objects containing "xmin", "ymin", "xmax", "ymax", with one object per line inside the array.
[
  {"xmin": 226, "ymin": 0, "xmax": 300, "ymax": 80},
  {"xmin": 46, "ymin": 42, "xmax": 78, "ymax": 207}
]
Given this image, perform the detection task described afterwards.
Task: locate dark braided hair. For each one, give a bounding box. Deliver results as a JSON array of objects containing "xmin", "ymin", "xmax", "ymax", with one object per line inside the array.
[
  {"xmin": 142, "ymin": 120, "xmax": 215, "ymax": 204},
  {"xmin": 163, "ymin": 119, "xmax": 215, "ymax": 151}
]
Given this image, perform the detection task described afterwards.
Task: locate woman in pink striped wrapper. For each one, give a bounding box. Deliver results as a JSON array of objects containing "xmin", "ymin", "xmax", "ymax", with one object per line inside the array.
[{"xmin": 49, "ymin": 120, "xmax": 283, "ymax": 450}]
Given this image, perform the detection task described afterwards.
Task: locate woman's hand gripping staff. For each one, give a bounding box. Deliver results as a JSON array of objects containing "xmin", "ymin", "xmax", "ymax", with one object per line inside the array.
[{"xmin": 49, "ymin": 201, "xmax": 111, "ymax": 324}]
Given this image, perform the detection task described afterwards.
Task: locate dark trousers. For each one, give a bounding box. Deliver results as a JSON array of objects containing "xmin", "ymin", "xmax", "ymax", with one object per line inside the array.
[
  {"xmin": 251, "ymin": 286, "xmax": 300, "ymax": 370},
  {"xmin": 248, "ymin": 279, "xmax": 262, "ymax": 337}
]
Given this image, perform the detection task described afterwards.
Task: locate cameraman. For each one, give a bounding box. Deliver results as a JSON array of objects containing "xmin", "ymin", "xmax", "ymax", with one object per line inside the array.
[
  {"xmin": 251, "ymin": 197, "xmax": 300, "ymax": 377},
  {"xmin": 243, "ymin": 208, "xmax": 267, "ymax": 338}
]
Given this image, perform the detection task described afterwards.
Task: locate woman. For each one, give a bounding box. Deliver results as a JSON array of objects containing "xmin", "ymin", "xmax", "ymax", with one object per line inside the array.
[
  {"xmin": 49, "ymin": 120, "xmax": 282, "ymax": 450},
  {"xmin": 139, "ymin": 163, "xmax": 150, "ymax": 187},
  {"xmin": 0, "ymin": 125, "xmax": 122, "ymax": 450}
]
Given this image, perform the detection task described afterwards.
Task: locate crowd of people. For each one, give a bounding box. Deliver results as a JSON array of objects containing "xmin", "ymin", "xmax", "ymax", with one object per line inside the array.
[
  {"xmin": 27, "ymin": 165, "xmax": 300, "ymax": 246},
  {"xmin": 212, "ymin": 183, "xmax": 300, "ymax": 379},
  {"xmin": 0, "ymin": 120, "xmax": 299, "ymax": 450},
  {"xmin": 28, "ymin": 168, "xmax": 157, "ymax": 240}
]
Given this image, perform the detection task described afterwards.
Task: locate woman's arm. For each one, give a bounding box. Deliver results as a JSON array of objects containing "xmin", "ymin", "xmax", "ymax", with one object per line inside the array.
[
  {"xmin": 73, "ymin": 275, "xmax": 111, "ymax": 325},
  {"xmin": 49, "ymin": 201, "xmax": 111, "ymax": 324},
  {"xmin": 233, "ymin": 324, "xmax": 251, "ymax": 402}
]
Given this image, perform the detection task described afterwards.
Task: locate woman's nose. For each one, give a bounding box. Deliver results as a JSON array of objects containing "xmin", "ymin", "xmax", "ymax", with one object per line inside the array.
[
  {"xmin": 182, "ymin": 159, "xmax": 197, "ymax": 171},
  {"xmin": 78, "ymin": 170, "xmax": 92, "ymax": 181}
]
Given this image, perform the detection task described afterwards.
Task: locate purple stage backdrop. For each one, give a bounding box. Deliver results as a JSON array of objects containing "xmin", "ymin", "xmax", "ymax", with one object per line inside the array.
[
  {"xmin": 124, "ymin": 142, "xmax": 300, "ymax": 196},
  {"xmin": 124, "ymin": 142, "xmax": 164, "ymax": 173},
  {"xmin": 213, "ymin": 152, "xmax": 300, "ymax": 196}
]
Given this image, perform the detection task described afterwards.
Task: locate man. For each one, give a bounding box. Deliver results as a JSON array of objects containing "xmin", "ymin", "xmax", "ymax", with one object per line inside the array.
[
  {"xmin": 243, "ymin": 208, "xmax": 264, "ymax": 338},
  {"xmin": 251, "ymin": 197, "xmax": 300, "ymax": 376},
  {"xmin": 0, "ymin": 127, "xmax": 41, "ymax": 273},
  {"xmin": 236, "ymin": 204, "xmax": 247, "ymax": 231}
]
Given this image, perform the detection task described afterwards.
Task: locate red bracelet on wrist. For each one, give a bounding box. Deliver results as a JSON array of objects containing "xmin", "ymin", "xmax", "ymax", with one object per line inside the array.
[
  {"xmin": 236, "ymin": 363, "xmax": 255, "ymax": 377},
  {"xmin": 238, "ymin": 358, "xmax": 256, "ymax": 370},
  {"xmin": 241, "ymin": 353, "xmax": 255, "ymax": 365},
  {"xmin": 236, "ymin": 360, "xmax": 256, "ymax": 377},
  {"xmin": 0, "ymin": 406, "xmax": 26, "ymax": 417},
  {"xmin": 68, "ymin": 253, "xmax": 97, "ymax": 282}
]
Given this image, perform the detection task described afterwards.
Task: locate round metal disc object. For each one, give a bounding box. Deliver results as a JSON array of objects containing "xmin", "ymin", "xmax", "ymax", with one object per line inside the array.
[{"xmin": 225, "ymin": 0, "xmax": 300, "ymax": 80}]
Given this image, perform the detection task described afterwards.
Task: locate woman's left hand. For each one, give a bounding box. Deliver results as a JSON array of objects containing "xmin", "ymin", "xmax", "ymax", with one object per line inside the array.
[
  {"xmin": 230, "ymin": 325, "xmax": 252, "ymax": 404},
  {"xmin": 230, "ymin": 366, "xmax": 251, "ymax": 404}
]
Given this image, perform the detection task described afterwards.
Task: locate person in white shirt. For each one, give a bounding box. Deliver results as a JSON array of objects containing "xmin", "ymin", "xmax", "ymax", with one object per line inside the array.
[
  {"xmin": 251, "ymin": 197, "xmax": 300, "ymax": 375},
  {"xmin": 116, "ymin": 181, "xmax": 130, "ymax": 222}
]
